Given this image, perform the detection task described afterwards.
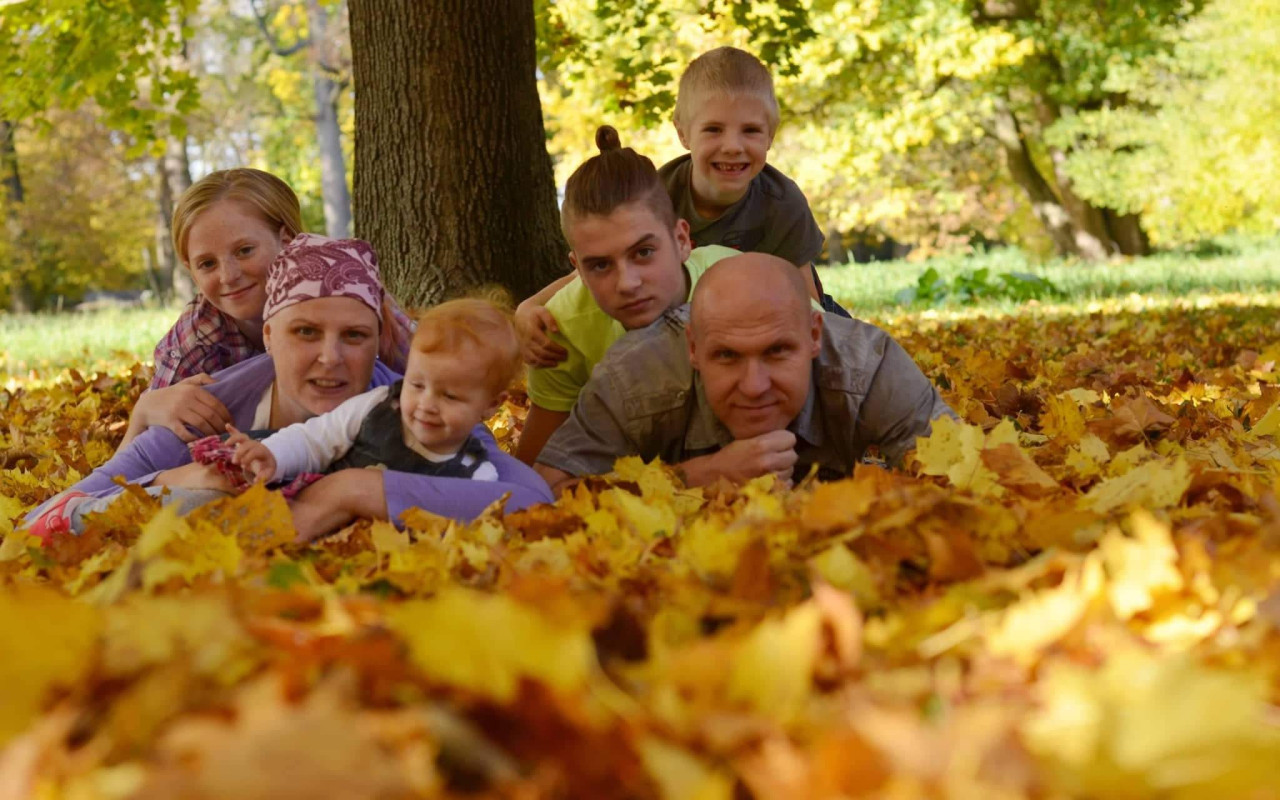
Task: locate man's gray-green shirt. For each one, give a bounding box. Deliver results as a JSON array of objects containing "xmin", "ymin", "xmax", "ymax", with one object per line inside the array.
[{"xmin": 537, "ymin": 306, "xmax": 954, "ymax": 479}]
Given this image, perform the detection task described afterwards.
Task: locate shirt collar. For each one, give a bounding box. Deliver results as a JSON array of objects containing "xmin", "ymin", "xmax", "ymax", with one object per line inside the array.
[
  {"xmin": 685, "ymin": 373, "xmax": 733, "ymax": 452},
  {"xmin": 788, "ymin": 369, "xmax": 824, "ymax": 448}
]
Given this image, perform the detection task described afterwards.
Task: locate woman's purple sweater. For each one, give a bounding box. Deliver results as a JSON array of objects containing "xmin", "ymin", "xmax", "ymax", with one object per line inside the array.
[{"xmin": 29, "ymin": 354, "xmax": 551, "ymax": 526}]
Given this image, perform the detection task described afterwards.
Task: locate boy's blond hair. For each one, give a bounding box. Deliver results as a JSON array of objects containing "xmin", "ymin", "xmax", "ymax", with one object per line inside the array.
[
  {"xmin": 673, "ymin": 47, "xmax": 780, "ymax": 134},
  {"xmin": 412, "ymin": 298, "xmax": 522, "ymax": 397}
]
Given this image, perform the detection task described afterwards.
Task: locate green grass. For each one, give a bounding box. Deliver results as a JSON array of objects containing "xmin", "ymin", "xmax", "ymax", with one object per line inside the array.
[
  {"xmin": 4, "ymin": 235, "xmax": 1280, "ymax": 376},
  {"xmin": 817, "ymin": 234, "xmax": 1280, "ymax": 316},
  {"xmin": 0, "ymin": 304, "xmax": 180, "ymax": 377}
]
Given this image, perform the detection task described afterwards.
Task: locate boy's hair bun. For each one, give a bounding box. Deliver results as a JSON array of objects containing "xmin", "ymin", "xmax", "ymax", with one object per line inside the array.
[{"xmin": 595, "ymin": 125, "xmax": 622, "ymax": 153}]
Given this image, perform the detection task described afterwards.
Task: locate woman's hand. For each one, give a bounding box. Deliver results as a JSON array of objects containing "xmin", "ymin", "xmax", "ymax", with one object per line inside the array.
[
  {"xmin": 514, "ymin": 300, "xmax": 568, "ymax": 368},
  {"xmin": 124, "ymin": 374, "xmax": 233, "ymax": 446},
  {"xmin": 152, "ymin": 461, "xmax": 238, "ymax": 493},
  {"xmin": 288, "ymin": 469, "xmax": 387, "ymax": 543}
]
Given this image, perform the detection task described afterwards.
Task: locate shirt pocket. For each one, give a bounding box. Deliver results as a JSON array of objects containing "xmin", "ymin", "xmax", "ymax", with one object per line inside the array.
[
  {"xmin": 815, "ymin": 364, "xmax": 872, "ymax": 397},
  {"xmin": 622, "ymin": 387, "xmax": 689, "ymax": 420}
]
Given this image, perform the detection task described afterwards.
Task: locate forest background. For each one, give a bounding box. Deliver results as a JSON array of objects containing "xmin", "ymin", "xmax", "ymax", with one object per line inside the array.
[{"xmin": 0, "ymin": 0, "xmax": 1278, "ymax": 314}]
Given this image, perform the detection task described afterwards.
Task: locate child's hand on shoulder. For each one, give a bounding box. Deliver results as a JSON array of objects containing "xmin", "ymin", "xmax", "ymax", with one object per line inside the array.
[
  {"xmin": 227, "ymin": 424, "xmax": 277, "ymax": 484},
  {"xmin": 515, "ymin": 299, "xmax": 568, "ymax": 368}
]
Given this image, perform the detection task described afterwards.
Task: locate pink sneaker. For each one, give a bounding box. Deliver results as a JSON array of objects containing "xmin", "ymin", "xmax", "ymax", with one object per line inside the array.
[{"xmin": 24, "ymin": 492, "xmax": 91, "ymax": 543}]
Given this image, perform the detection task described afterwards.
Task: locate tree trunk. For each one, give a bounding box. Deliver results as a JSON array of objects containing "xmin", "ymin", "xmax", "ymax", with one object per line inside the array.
[
  {"xmin": 991, "ymin": 102, "xmax": 1107, "ymax": 260},
  {"xmin": 159, "ymin": 10, "xmax": 196, "ymax": 302},
  {"xmin": 823, "ymin": 225, "xmax": 847, "ymax": 265},
  {"xmin": 348, "ymin": 0, "xmax": 567, "ymax": 307},
  {"xmin": 308, "ymin": 0, "xmax": 352, "ymax": 239},
  {"xmin": 1046, "ymin": 145, "xmax": 1115, "ymax": 255},
  {"xmin": 0, "ymin": 119, "xmax": 34, "ymax": 313},
  {"xmin": 1104, "ymin": 210, "xmax": 1150, "ymax": 256},
  {"xmin": 0, "ymin": 121, "xmax": 22, "ymax": 208},
  {"xmin": 1038, "ymin": 91, "xmax": 1151, "ymax": 258}
]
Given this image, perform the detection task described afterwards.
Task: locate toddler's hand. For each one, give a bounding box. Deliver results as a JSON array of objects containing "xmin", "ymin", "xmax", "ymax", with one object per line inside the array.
[
  {"xmin": 227, "ymin": 424, "xmax": 277, "ymax": 484},
  {"xmin": 515, "ymin": 301, "xmax": 568, "ymax": 368}
]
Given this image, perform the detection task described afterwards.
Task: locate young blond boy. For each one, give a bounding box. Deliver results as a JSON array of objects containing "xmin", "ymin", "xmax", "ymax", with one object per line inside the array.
[{"xmin": 658, "ymin": 46, "xmax": 849, "ymax": 317}]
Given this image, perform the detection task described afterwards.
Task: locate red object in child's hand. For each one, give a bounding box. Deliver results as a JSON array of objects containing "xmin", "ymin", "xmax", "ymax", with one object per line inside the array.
[{"xmin": 188, "ymin": 435, "xmax": 252, "ymax": 492}]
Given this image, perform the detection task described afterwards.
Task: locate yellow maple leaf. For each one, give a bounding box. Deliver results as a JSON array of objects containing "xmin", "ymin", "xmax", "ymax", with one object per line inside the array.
[
  {"xmin": 727, "ymin": 601, "xmax": 823, "ymax": 724},
  {"xmin": 810, "ymin": 544, "xmax": 881, "ymax": 609},
  {"xmin": 134, "ymin": 505, "xmax": 244, "ymax": 590},
  {"xmin": 1025, "ymin": 646, "xmax": 1280, "ymax": 798},
  {"xmin": 611, "ymin": 456, "xmax": 705, "ymax": 516},
  {"xmin": 601, "ymin": 486, "xmax": 678, "ymax": 539},
  {"xmin": 915, "ymin": 417, "xmax": 1021, "ymax": 497},
  {"xmin": 103, "ymin": 593, "xmax": 256, "ymax": 681},
  {"xmin": 387, "ymin": 588, "xmax": 593, "ymax": 702},
  {"xmin": 0, "ymin": 493, "xmax": 25, "ymax": 539},
  {"xmin": 1247, "ymin": 400, "xmax": 1280, "ymax": 438},
  {"xmin": 1083, "ymin": 456, "xmax": 1191, "ymax": 514},
  {"xmin": 0, "ymin": 583, "xmax": 101, "ymax": 745},
  {"xmin": 984, "ymin": 555, "xmax": 1105, "ymax": 666},
  {"xmin": 1041, "ymin": 391, "xmax": 1087, "ymax": 444},
  {"xmin": 678, "ymin": 516, "xmax": 753, "ymax": 578},
  {"xmin": 194, "ymin": 483, "xmax": 295, "ymax": 555},
  {"xmin": 1066, "ymin": 433, "xmax": 1112, "ymax": 479},
  {"xmin": 1099, "ymin": 512, "xmax": 1184, "ymax": 621},
  {"xmin": 638, "ymin": 738, "xmax": 734, "ymax": 800}
]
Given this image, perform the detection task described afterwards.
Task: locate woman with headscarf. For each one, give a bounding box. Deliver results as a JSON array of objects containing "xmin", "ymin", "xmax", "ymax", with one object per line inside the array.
[{"xmin": 26, "ymin": 234, "xmax": 550, "ymax": 542}]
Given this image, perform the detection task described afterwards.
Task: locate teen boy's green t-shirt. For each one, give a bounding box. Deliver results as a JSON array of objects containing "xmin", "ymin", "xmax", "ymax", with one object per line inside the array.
[{"xmin": 528, "ymin": 245, "xmax": 738, "ymax": 412}]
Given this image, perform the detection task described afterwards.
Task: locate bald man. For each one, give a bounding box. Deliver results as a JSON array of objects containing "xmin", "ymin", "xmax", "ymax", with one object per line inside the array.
[{"xmin": 534, "ymin": 253, "xmax": 952, "ymax": 492}]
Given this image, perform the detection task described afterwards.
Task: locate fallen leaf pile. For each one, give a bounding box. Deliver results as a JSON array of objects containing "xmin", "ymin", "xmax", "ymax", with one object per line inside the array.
[{"xmin": 3, "ymin": 295, "xmax": 1280, "ymax": 799}]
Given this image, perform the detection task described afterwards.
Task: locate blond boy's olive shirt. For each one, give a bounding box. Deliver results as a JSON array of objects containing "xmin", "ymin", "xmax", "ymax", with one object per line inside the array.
[
  {"xmin": 527, "ymin": 245, "xmax": 739, "ymax": 413},
  {"xmin": 537, "ymin": 305, "xmax": 954, "ymax": 479},
  {"xmin": 659, "ymin": 155, "xmax": 824, "ymax": 267}
]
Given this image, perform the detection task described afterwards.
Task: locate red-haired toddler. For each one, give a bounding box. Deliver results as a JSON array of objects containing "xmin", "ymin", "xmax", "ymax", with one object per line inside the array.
[{"xmin": 231, "ymin": 298, "xmax": 520, "ymax": 483}]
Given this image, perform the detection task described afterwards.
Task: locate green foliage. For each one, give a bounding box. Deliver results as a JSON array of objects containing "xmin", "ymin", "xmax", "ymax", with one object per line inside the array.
[
  {"xmin": 1048, "ymin": 0, "xmax": 1280, "ymax": 246},
  {"xmin": 189, "ymin": 1, "xmax": 350, "ymax": 233},
  {"xmin": 896, "ymin": 266, "xmax": 1062, "ymax": 306},
  {"xmin": 0, "ymin": 111, "xmax": 155, "ymax": 311},
  {"xmin": 8, "ymin": 238, "xmax": 1279, "ymax": 378},
  {"xmin": 819, "ymin": 234, "xmax": 1280, "ymax": 314},
  {"xmin": 0, "ymin": 0, "xmax": 200, "ymax": 152},
  {"xmin": 536, "ymin": 0, "xmax": 1223, "ymax": 252}
]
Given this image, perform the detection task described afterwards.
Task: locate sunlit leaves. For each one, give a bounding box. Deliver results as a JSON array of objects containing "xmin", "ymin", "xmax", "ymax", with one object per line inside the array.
[{"xmin": 3, "ymin": 295, "xmax": 1280, "ymax": 795}]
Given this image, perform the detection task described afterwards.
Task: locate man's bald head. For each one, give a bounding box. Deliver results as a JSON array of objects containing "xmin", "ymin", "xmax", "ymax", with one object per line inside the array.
[
  {"xmin": 685, "ymin": 253, "xmax": 823, "ymax": 440},
  {"xmin": 689, "ymin": 253, "xmax": 811, "ymax": 339}
]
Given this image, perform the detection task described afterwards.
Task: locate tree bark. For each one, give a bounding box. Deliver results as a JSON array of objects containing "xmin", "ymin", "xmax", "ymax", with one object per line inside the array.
[
  {"xmin": 0, "ymin": 119, "xmax": 33, "ymax": 312},
  {"xmin": 1104, "ymin": 210, "xmax": 1150, "ymax": 256},
  {"xmin": 0, "ymin": 121, "xmax": 22, "ymax": 208},
  {"xmin": 307, "ymin": 0, "xmax": 352, "ymax": 239},
  {"xmin": 155, "ymin": 155, "xmax": 178, "ymax": 303},
  {"xmin": 348, "ymin": 0, "xmax": 567, "ymax": 307},
  {"xmin": 157, "ymin": 9, "xmax": 196, "ymax": 302},
  {"xmin": 990, "ymin": 102, "xmax": 1107, "ymax": 260}
]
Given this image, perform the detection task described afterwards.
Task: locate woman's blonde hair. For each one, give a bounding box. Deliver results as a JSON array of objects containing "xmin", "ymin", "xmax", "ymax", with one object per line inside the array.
[{"xmin": 172, "ymin": 168, "xmax": 304, "ymax": 265}]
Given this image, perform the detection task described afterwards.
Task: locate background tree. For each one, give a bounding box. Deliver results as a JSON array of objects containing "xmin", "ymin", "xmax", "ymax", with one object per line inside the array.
[
  {"xmin": 1048, "ymin": 0, "xmax": 1280, "ymax": 247},
  {"xmin": 0, "ymin": 0, "xmax": 197, "ymax": 310},
  {"xmin": 249, "ymin": 0, "xmax": 353, "ymax": 238},
  {"xmin": 347, "ymin": 0, "xmax": 566, "ymax": 307},
  {"xmin": 537, "ymin": 0, "xmax": 1210, "ymax": 260}
]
